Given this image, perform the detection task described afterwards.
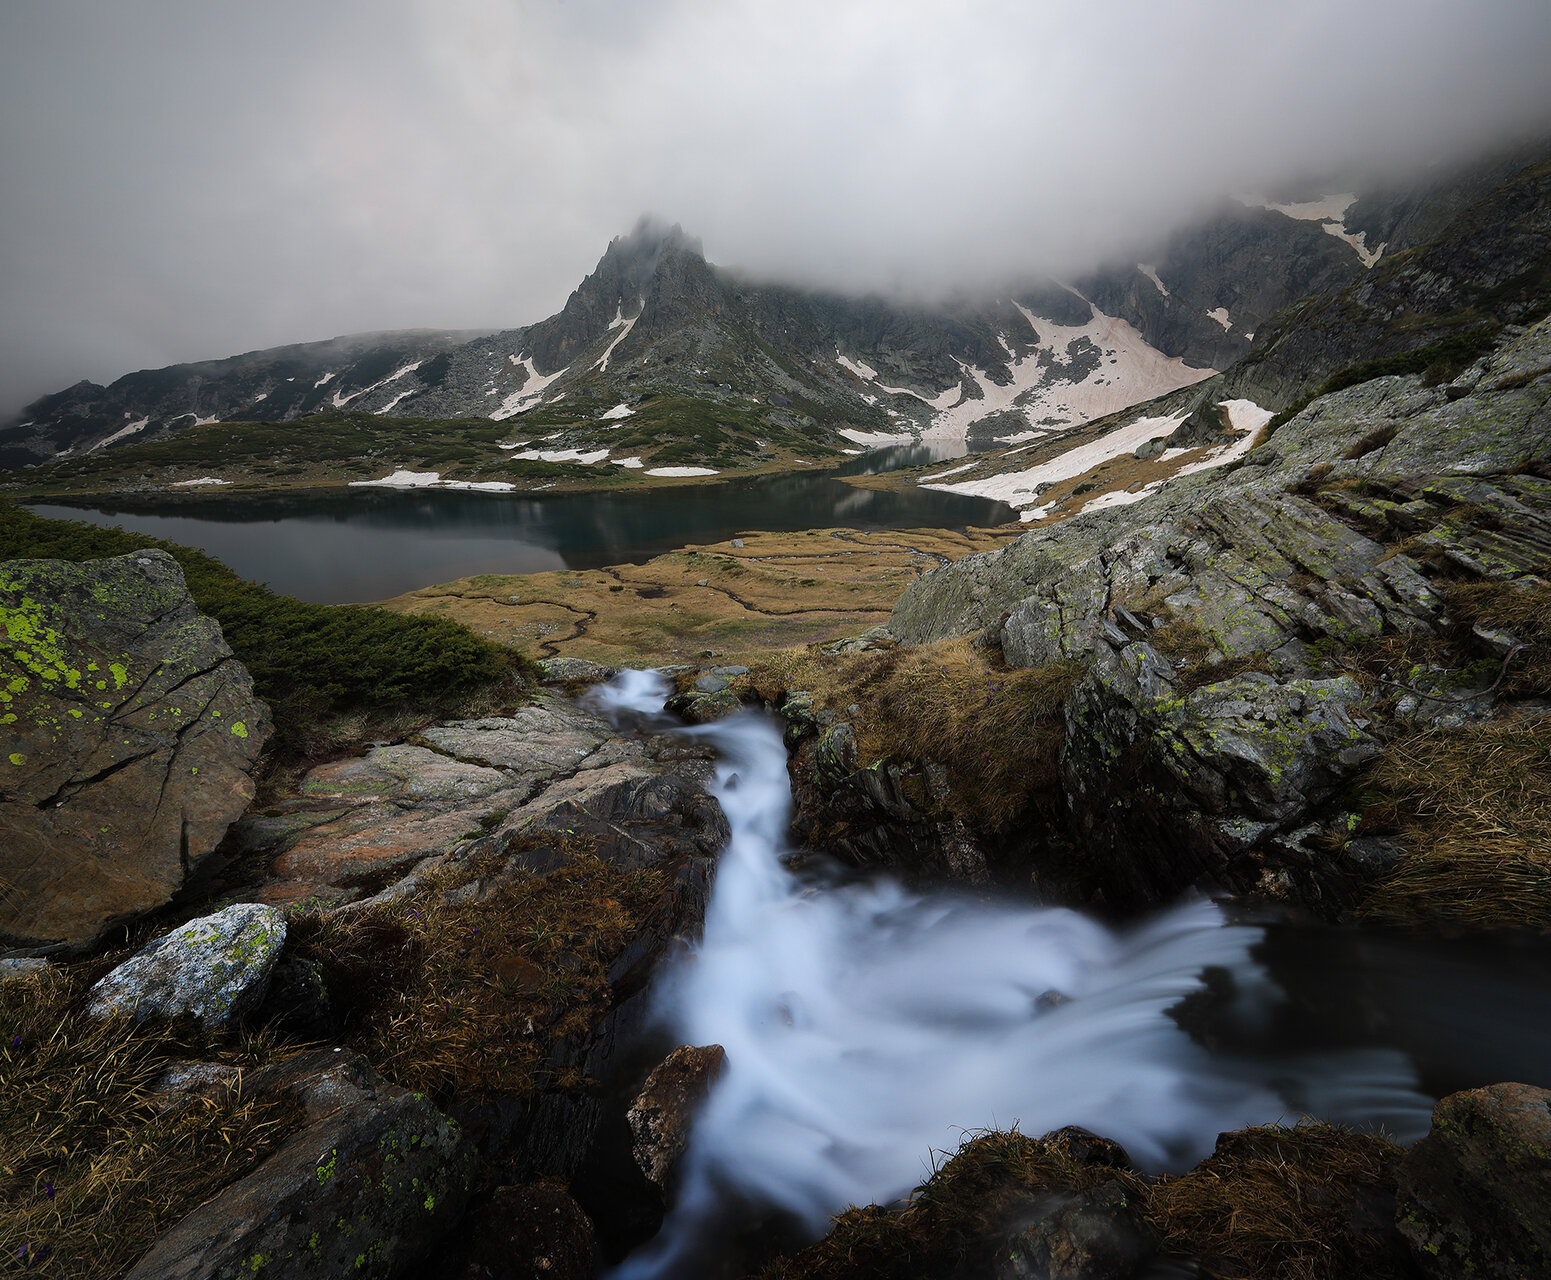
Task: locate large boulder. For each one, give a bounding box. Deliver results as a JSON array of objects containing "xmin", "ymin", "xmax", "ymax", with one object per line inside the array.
[
  {"xmin": 86, "ymin": 903, "xmax": 287, "ymax": 1030},
  {"xmin": 124, "ymin": 1050, "xmax": 475, "ymax": 1280},
  {"xmin": 447, "ymin": 1184, "xmax": 596, "ymax": 1280},
  {"xmin": 1396, "ymin": 1082, "xmax": 1551, "ymax": 1279},
  {"xmin": 0, "ymin": 550, "xmax": 270, "ymax": 947}
]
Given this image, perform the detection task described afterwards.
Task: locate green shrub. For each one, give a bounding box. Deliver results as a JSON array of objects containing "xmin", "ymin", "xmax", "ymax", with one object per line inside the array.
[{"xmin": 0, "ymin": 503, "xmax": 529, "ymax": 755}]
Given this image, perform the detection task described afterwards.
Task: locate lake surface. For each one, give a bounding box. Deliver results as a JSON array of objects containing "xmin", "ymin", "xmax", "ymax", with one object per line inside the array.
[{"xmin": 29, "ymin": 449, "xmax": 1012, "ymax": 603}]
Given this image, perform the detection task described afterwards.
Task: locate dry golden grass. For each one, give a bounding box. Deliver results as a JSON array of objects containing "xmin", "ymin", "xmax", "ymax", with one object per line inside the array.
[
  {"xmin": 0, "ymin": 969, "xmax": 302, "ymax": 1279},
  {"xmin": 1359, "ymin": 715, "xmax": 1551, "ymax": 931},
  {"xmin": 287, "ymin": 851, "xmax": 670, "ymax": 1103},
  {"xmin": 745, "ymin": 636, "xmax": 1083, "ymax": 828},
  {"xmin": 1149, "ymin": 1123, "xmax": 1413, "ymax": 1280},
  {"xmin": 376, "ymin": 527, "xmax": 1019, "ymax": 666}
]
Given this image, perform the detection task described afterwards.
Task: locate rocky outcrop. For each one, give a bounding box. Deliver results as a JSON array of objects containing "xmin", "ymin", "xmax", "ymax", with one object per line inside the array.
[
  {"xmin": 1396, "ymin": 1082, "xmax": 1551, "ymax": 1279},
  {"xmin": 235, "ymin": 691, "xmax": 724, "ymax": 907},
  {"xmin": 0, "ymin": 550, "xmax": 270, "ymax": 948},
  {"xmin": 87, "ymin": 903, "xmax": 286, "ymax": 1029},
  {"xmin": 883, "ymin": 317, "xmax": 1551, "ymax": 909},
  {"xmin": 994, "ymin": 1181, "xmax": 1157, "ymax": 1280},
  {"xmin": 124, "ymin": 1050, "xmax": 475, "ymax": 1280}
]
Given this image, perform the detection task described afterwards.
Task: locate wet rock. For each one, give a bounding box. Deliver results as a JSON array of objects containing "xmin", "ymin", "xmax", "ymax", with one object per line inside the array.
[
  {"xmin": 995, "ymin": 1180, "xmax": 1157, "ymax": 1280},
  {"xmin": 693, "ymin": 672, "xmax": 731, "ymax": 693},
  {"xmin": 1041, "ymin": 1127, "xmax": 1132, "ymax": 1170},
  {"xmin": 150, "ymin": 1060, "xmax": 243, "ymax": 1109},
  {"xmin": 450, "ymin": 1184, "xmax": 596, "ymax": 1280},
  {"xmin": 125, "ymin": 1051, "xmax": 475, "ymax": 1280},
  {"xmin": 1396, "ymin": 1081, "xmax": 1551, "ymax": 1279},
  {"xmin": 667, "ymin": 686, "xmax": 743, "ymax": 723},
  {"xmin": 628, "ymin": 1044, "xmax": 727, "ymax": 1194},
  {"xmin": 536, "ymin": 656, "xmax": 618, "ymax": 686},
  {"xmin": 86, "ymin": 903, "xmax": 286, "ymax": 1029},
  {"xmin": 0, "ymin": 550, "xmax": 271, "ymax": 948}
]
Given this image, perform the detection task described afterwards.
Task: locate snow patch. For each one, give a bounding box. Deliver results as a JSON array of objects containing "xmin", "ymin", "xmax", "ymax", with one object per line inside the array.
[
  {"xmin": 1321, "ymin": 221, "xmax": 1385, "ymax": 268},
  {"xmin": 512, "ymin": 448, "xmax": 610, "ymax": 464},
  {"xmin": 92, "ymin": 417, "xmax": 150, "ymax": 451},
  {"xmin": 919, "ymin": 462, "xmax": 978, "ymax": 482},
  {"xmin": 314, "ymin": 371, "xmax": 335, "ymax": 388},
  {"xmin": 923, "ymin": 410, "xmax": 1188, "ymax": 516},
  {"xmin": 171, "ymin": 476, "xmax": 230, "ymax": 486},
  {"xmin": 646, "ymin": 466, "xmax": 719, "ymax": 477},
  {"xmin": 614, "ymin": 456, "xmax": 645, "ymax": 469},
  {"xmin": 1137, "ymin": 264, "xmax": 1170, "ymax": 297},
  {"xmin": 838, "ymin": 428, "xmax": 917, "ymax": 447},
  {"xmin": 329, "ymin": 360, "xmax": 423, "ymax": 409},
  {"xmin": 595, "ymin": 309, "xmax": 639, "ymax": 372},
  {"xmin": 600, "ymin": 403, "xmax": 635, "ymax": 420},
  {"xmin": 1206, "ymin": 307, "xmax": 1232, "ymax": 331},
  {"xmin": 490, "ymin": 358, "xmax": 569, "ymax": 421},
  {"xmin": 1262, "ymin": 193, "xmax": 1357, "ymax": 222},
  {"xmin": 378, "ymin": 389, "xmax": 414, "ymax": 414},
  {"xmin": 836, "ymin": 352, "xmax": 880, "ymax": 381},
  {"xmin": 349, "ymin": 469, "xmax": 515, "ymax": 492}
]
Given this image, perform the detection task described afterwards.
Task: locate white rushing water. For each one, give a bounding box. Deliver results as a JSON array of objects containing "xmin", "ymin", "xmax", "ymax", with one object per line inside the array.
[{"xmin": 588, "ymin": 671, "xmax": 1431, "ymax": 1278}]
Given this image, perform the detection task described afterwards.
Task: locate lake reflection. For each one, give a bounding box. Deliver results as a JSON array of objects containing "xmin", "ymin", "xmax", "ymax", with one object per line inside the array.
[{"xmin": 30, "ymin": 460, "xmax": 1013, "ymax": 603}]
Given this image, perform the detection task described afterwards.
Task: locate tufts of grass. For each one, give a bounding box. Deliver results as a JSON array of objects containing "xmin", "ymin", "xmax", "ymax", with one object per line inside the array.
[
  {"xmin": 1357, "ymin": 714, "xmax": 1551, "ymax": 931},
  {"xmin": 749, "ymin": 638, "xmax": 1084, "ymax": 828},
  {"xmin": 1149, "ymin": 1123, "xmax": 1414, "ymax": 1280},
  {"xmin": 0, "ymin": 503, "xmax": 533, "ymax": 759},
  {"xmin": 286, "ymin": 851, "xmax": 670, "ymax": 1103},
  {"xmin": 0, "ymin": 968, "xmax": 303, "ymax": 1280}
]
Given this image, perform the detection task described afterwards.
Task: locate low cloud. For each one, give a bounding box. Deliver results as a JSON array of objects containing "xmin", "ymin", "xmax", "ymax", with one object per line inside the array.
[{"xmin": 4, "ymin": 0, "xmax": 1550, "ymax": 417}]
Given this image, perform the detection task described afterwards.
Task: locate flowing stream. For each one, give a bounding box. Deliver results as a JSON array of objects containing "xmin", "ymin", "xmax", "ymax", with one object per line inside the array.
[{"xmin": 589, "ymin": 672, "xmax": 1437, "ymax": 1278}]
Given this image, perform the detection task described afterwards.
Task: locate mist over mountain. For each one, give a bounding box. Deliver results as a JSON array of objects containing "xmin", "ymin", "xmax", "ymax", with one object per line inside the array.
[{"xmin": 4, "ymin": 0, "xmax": 1551, "ymax": 421}]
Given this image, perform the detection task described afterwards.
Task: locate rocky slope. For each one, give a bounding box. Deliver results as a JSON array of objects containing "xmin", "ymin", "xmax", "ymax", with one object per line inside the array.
[{"xmin": 5, "ymin": 155, "xmax": 1452, "ymax": 475}]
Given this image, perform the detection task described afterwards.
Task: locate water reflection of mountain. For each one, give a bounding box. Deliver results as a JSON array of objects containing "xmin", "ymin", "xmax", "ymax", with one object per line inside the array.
[{"xmin": 28, "ymin": 458, "xmax": 1012, "ymax": 604}]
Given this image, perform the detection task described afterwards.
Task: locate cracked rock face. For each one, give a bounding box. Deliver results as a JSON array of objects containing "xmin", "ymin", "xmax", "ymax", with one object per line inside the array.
[
  {"xmin": 87, "ymin": 902, "xmax": 287, "ymax": 1029},
  {"xmin": 0, "ymin": 550, "xmax": 271, "ymax": 948}
]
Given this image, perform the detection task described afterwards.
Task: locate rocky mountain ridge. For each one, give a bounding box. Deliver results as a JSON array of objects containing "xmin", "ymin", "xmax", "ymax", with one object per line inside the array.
[{"xmin": 6, "ymin": 155, "xmax": 1462, "ymax": 472}]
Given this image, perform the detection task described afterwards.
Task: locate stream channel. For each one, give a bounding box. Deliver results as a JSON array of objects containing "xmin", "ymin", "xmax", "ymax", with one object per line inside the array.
[{"xmin": 585, "ymin": 671, "xmax": 1551, "ymax": 1278}]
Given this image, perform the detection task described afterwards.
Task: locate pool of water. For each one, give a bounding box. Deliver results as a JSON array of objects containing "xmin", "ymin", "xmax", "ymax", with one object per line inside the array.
[{"xmin": 29, "ymin": 451, "xmax": 1011, "ymax": 603}]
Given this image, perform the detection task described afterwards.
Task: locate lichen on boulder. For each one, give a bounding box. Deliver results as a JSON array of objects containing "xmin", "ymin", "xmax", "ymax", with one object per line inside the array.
[
  {"xmin": 0, "ymin": 550, "xmax": 271, "ymax": 947},
  {"xmin": 87, "ymin": 903, "xmax": 288, "ymax": 1030}
]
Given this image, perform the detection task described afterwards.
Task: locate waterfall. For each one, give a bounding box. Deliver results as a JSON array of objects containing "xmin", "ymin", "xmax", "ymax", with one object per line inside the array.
[{"xmin": 589, "ymin": 671, "xmax": 1430, "ymax": 1278}]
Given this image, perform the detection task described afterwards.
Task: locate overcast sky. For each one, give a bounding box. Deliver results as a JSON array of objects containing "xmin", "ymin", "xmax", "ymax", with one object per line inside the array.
[{"xmin": 3, "ymin": 0, "xmax": 1550, "ymax": 419}]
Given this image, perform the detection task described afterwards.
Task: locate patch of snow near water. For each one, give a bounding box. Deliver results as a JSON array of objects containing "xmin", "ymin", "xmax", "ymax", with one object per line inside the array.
[
  {"xmin": 924, "ymin": 410, "xmax": 1189, "ymax": 517},
  {"xmin": 919, "ymin": 461, "xmax": 978, "ymax": 482},
  {"xmin": 838, "ymin": 428, "xmax": 917, "ymax": 447},
  {"xmin": 597, "ymin": 673, "xmax": 1430, "ymax": 1278},
  {"xmin": 613, "ymin": 456, "xmax": 645, "ymax": 469},
  {"xmin": 645, "ymin": 466, "xmax": 719, "ymax": 477},
  {"xmin": 348, "ymin": 469, "xmax": 515, "ymax": 492},
  {"xmin": 490, "ymin": 358, "xmax": 569, "ymax": 421},
  {"xmin": 512, "ymin": 448, "xmax": 609, "ymax": 464},
  {"xmin": 171, "ymin": 476, "xmax": 229, "ymax": 486}
]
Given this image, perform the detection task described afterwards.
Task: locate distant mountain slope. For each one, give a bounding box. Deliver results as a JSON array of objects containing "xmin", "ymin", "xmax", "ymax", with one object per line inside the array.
[{"xmin": 9, "ymin": 147, "xmax": 1542, "ymax": 473}]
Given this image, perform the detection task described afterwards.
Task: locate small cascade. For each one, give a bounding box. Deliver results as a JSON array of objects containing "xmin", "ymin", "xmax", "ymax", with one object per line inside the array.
[{"xmin": 590, "ymin": 672, "xmax": 1431, "ymax": 1278}]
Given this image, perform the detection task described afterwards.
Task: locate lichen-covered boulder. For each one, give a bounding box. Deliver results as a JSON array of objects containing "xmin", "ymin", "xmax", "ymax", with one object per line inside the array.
[
  {"xmin": 124, "ymin": 1050, "xmax": 475, "ymax": 1280},
  {"xmin": 87, "ymin": 903, "xmax": 287, "ymax": 1029},
  {"xmin": 1396, "ymin": 1082, "xmax": 1551, "ymax": 1279},
  {"xmin": 0, "ymin": 550, "xmax": 270, "ymax": 947}
]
